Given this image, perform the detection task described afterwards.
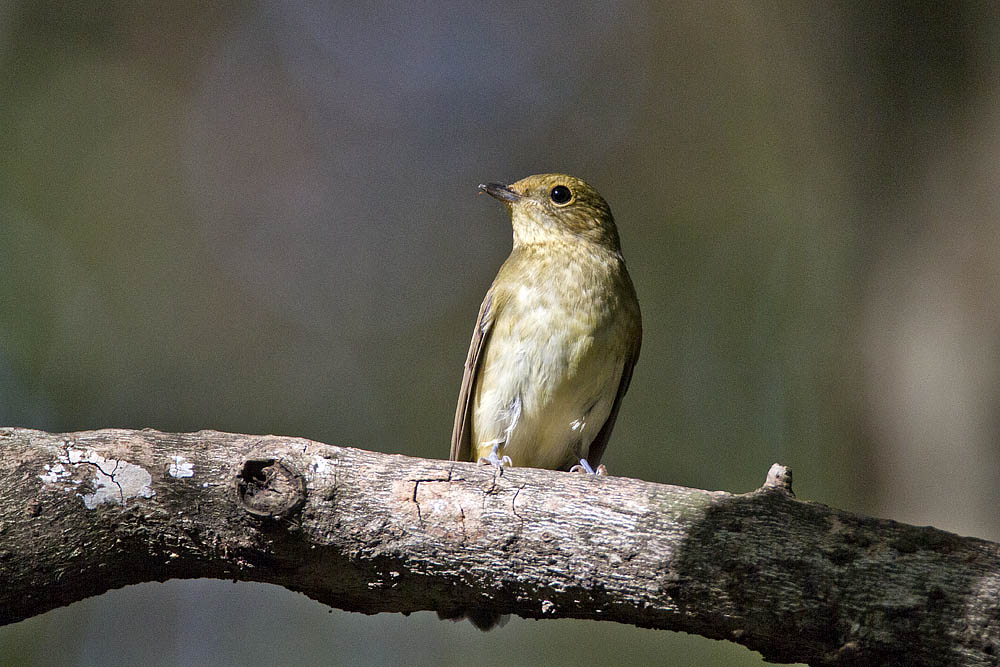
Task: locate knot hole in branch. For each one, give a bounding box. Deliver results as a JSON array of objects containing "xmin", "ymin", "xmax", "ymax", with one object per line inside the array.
[{"xmin": 235, "ymin": 458, "xmax": 306, "ymax": 519}]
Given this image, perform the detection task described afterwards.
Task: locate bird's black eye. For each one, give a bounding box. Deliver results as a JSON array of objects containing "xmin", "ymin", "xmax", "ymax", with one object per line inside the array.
[{"xmin": 549, "ymin": 185, "xmax": 572, "ymax": 205}]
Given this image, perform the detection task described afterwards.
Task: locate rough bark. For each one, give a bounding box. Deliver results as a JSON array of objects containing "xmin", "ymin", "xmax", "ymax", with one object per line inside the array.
[{"xmin": 0, "ymin": 427, "xmax": 997, "ymax": 665}]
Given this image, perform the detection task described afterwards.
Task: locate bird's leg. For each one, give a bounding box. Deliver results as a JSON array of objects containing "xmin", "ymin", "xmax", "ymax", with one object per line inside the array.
[
  {"xmin": 477, "ymin": 396, "xmax": 520, "ymax": 469},
  {"xmin": 567, "ymin": 412, "xmax": 607, "ymax": 474},
  {"xmin": 569, "ymin": 458, "xmax": 608, "ymax": 475},
  {"xmin": 569, "ymin": 430, "xmax": 607, "ymax": 475}
]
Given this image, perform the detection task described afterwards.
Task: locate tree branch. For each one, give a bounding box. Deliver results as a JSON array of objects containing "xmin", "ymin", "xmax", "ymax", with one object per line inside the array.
[{"xmin": 1, "ymin": 427, "xmax": 997, "ymax": 665}]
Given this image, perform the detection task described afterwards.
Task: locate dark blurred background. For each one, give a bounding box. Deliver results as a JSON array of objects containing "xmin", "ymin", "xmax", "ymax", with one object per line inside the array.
[{"xmin": 3, "ymin": 2, "xmax": 1000, "ymax": 665}]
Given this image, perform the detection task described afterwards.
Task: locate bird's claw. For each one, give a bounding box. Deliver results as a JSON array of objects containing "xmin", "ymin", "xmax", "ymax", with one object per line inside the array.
[
  {"xmin": 477, "ymin": 451, "xmax": 512, "ymax": 469},
  {"xmin": 570, "ymin": 459, "xmax": 608, "ymax": 475}
]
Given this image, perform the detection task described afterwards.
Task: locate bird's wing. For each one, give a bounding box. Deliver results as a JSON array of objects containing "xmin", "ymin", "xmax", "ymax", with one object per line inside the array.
[
  {"xmin": 581, "ymin": 324, "xmax": 642, "ymax": 470},
  {"xmin": 450, "ymin": 287, "xmax": 496, "ymax": 462}
]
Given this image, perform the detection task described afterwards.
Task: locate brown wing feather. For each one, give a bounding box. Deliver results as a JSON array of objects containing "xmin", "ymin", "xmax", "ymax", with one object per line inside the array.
[
  {"xmin": 449, "ymin": 288, "xmax": 495, "ymax": 462},
  {"xmin": 579, "ymin": 326, "xmax": 642, "ymax": 470}
]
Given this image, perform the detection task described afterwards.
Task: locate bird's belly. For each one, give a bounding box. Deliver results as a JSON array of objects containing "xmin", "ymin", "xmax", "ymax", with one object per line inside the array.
[{"xmin": 471, "ymin": 298, "xmax": 626, "ymax": 470}]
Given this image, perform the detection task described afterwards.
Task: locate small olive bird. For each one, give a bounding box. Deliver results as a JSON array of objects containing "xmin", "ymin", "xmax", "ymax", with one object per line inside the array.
[
  {"xmin": 451, "ymin": 173, "xmax": 642, "ymax": 475},
  {"xmin": 440, "ymin": 174, "xmax": 641, "ymax": 630}
]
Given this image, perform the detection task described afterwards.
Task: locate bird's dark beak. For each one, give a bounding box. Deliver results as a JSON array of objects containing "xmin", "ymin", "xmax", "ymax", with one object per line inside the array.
[{"xmin": 479, "ymin": 182, "xmax": 521, "ymax": 203}]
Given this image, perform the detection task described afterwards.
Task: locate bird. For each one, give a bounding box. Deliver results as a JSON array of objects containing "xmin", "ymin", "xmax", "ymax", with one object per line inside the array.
[
  {"xmin": 450, "ymin": 173, "xmax": 642, "ymax": 477},
  {"xmin": 439, "ymin": 174, "xmax": 641, "ymax": 631}
]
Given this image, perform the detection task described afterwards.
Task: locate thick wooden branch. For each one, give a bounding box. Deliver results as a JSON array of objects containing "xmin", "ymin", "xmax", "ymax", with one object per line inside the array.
[{"xmin": 1, "ymin": 428, "xmax": 998, "ymax": 665}]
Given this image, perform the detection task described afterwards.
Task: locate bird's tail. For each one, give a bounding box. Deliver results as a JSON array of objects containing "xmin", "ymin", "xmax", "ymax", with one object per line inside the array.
[{"xmin": 437, "ymin": 608, "xmax": 510, "ymax": 631}]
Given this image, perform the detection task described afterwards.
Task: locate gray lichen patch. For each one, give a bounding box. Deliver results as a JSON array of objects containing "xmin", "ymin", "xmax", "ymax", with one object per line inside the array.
[{"xmin": 40, "ymin": 446, "xmax": 155, "ymax": 509}]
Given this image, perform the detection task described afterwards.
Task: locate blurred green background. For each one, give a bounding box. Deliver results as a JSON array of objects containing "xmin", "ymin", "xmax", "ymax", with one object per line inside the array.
[{"xmin": 3, "ymin": 2, "xmax": 1000, "ymax": 665}]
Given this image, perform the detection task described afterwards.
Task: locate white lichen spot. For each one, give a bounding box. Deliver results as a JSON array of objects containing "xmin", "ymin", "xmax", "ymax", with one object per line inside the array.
[
  {"xmin": 310, "ymin": 455, "xmax": 333, "ymax": 476},
  {"xmin": 39, "ymin": 463, "xmax": 71, "ymax": 484},
  {"xmin": 168, "ymin": 455, "xmax": 194, "ymax": 478}
]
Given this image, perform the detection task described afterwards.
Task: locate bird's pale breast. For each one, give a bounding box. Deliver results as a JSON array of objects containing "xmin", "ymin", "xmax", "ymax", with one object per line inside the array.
[{"xmin": 471, "ymin": 246, "xmax": 635, "ymax": 469}]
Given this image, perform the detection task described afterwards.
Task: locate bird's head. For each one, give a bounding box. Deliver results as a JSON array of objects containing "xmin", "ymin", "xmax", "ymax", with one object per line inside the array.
[{"xmin": 480, "ymin": 174, "xmax": 620, "ymax": 252}]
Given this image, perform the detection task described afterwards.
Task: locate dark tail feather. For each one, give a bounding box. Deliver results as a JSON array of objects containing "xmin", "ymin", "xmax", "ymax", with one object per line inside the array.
[{"xmin": 437, "ymin": 608, "xmax": 510, "ymax": 631}]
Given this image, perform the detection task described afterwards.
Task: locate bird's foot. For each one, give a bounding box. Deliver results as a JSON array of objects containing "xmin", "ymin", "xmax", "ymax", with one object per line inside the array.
[
  {"xmin": 477, "ymin": 442, "xmax": 512, "ymax": 469},
  {"xmin": 569, "ymin": 459, "xmax": 607, "ymax": 475},
  {"xmin": 477, "ymin": 452, "xmax": 513, "ymax": 468}
]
